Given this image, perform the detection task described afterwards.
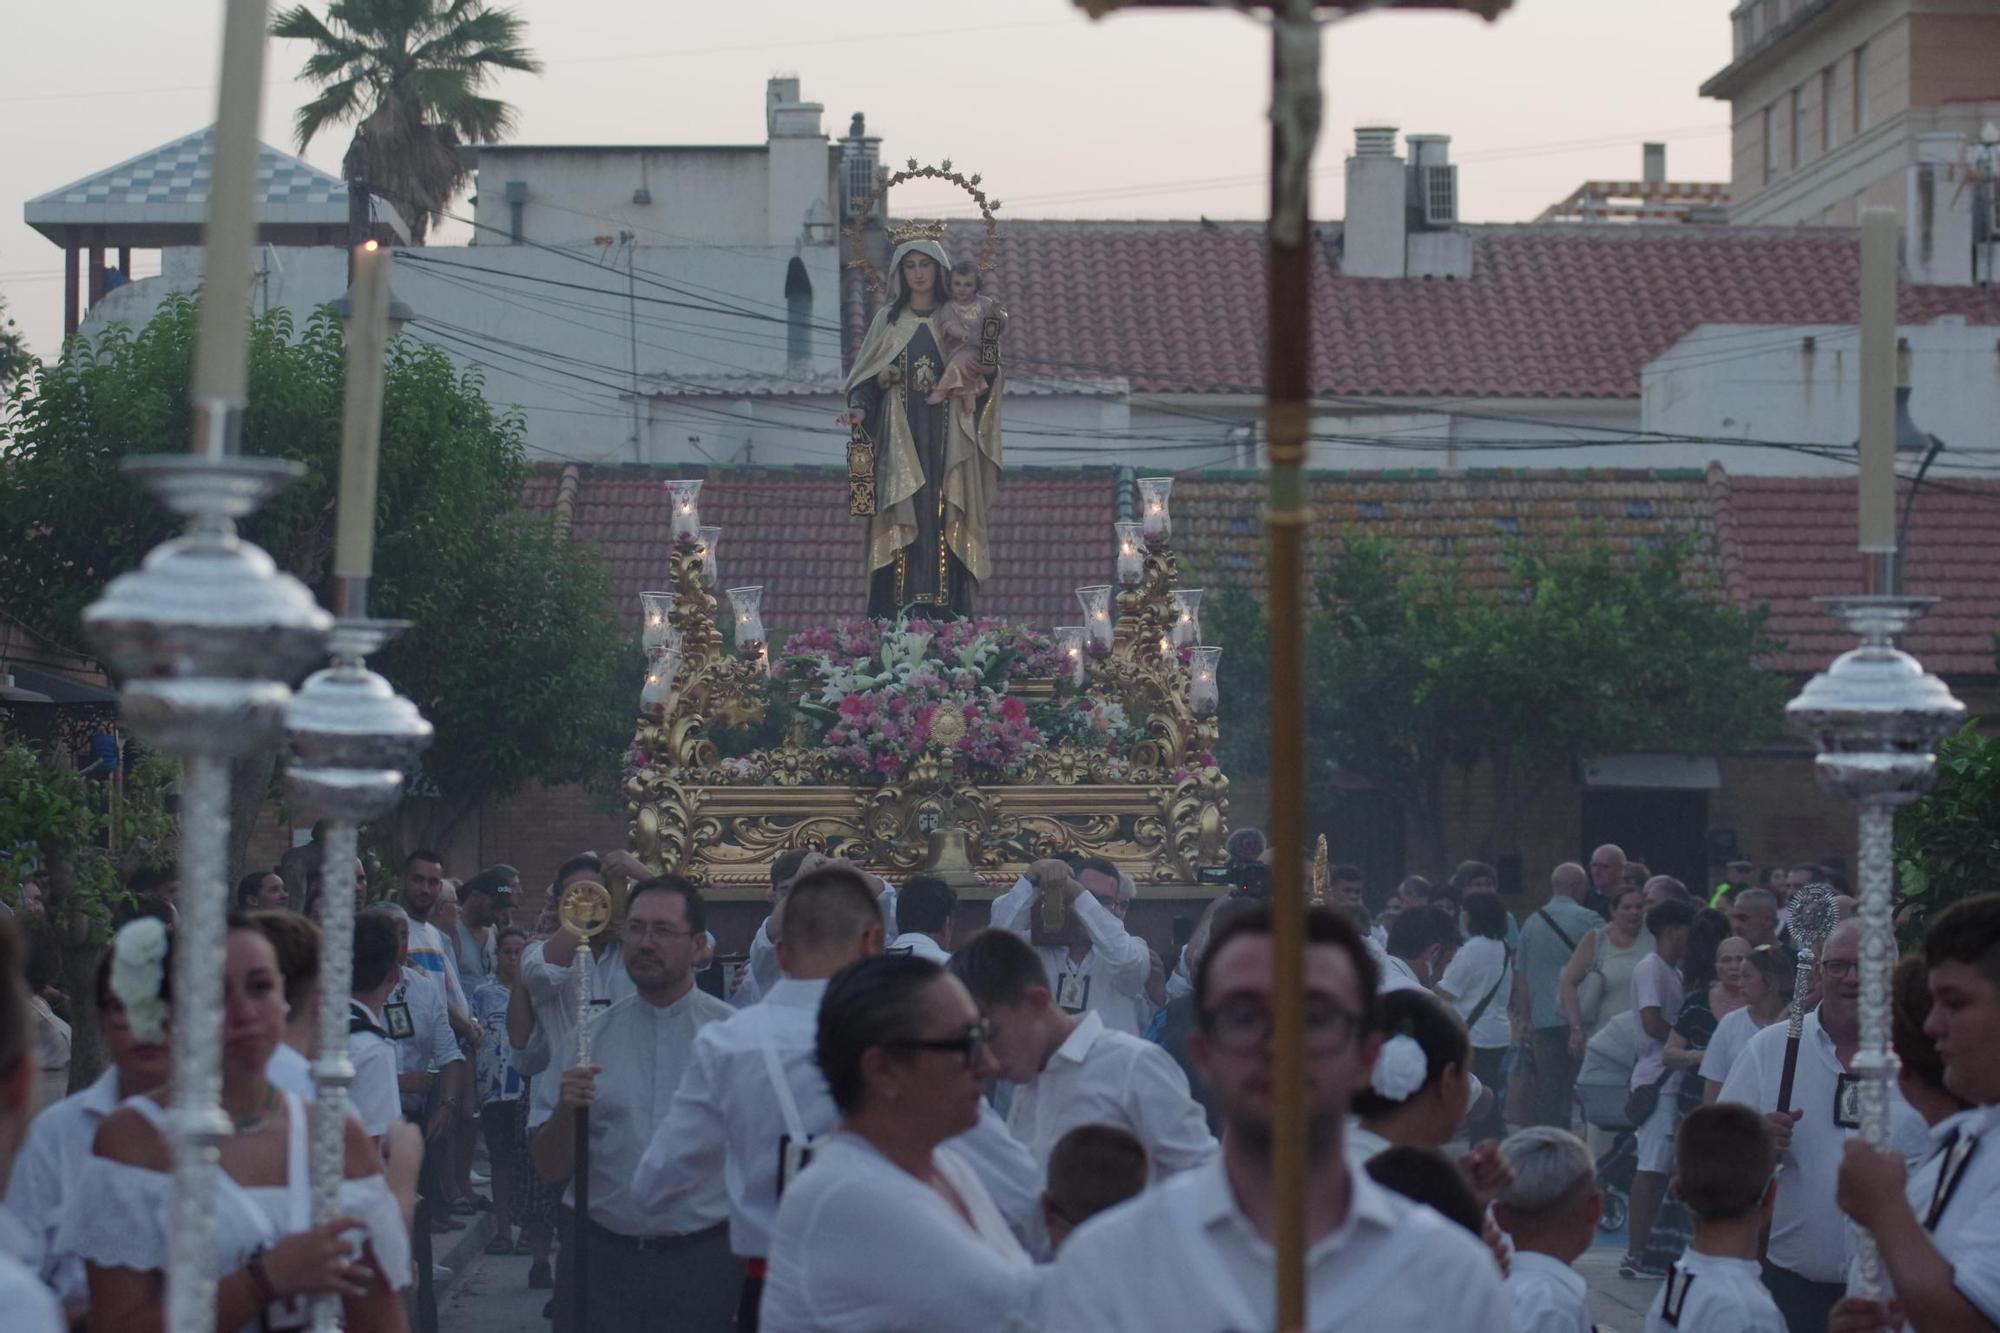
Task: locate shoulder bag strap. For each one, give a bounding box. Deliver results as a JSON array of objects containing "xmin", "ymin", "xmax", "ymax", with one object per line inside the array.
[
  {"xmin": 1465, "ymin": 945, "xmax": 1511, "ymax": 1030},
  {"xmin": 1535, "ymin": 907, "xmax": 1580, "ymax": 954}
]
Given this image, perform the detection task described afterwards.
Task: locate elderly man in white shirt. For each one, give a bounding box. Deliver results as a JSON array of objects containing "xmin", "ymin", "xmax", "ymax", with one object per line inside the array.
[
  {"xmin": 991, "ymin": 856, "xmax": 1152, "ymax": 1036},
  {"xmin": 949, "ymin": 926, "xmax": 1215, "ymax": 1193},
  {"xmin": 635, "ymin": 863, "xmax": 1036, "ymax": 1333},
  {"xmin": 1717, "ymin": 920, "xmax": 1929, "ymax": 1333},
  {"xmin": 1044, "ymin": 903, "xmax": 1507, "ymax": 1333},
  {"xmin": 5, "ymin": 947, "xmax": 174, "ymax": 1312},
  {"xmin": 530, "ymin": 876, "xmax": 738, "ymax": 1331},
  {"xmin": 1493, "ymin": 1127, "xmax": 1600, "ymax": 1333},
  {"xmin": 886, "ymin": 874, "xmax": 956, "ymax": 963}
]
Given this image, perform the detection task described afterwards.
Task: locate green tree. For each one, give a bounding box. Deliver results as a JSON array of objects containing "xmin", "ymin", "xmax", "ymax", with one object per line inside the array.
[
  {"xmin": 0, "ymin": 296, "xmax": 33, "ymax": 390},
  {"xmin": 0, "ymin": 740, "xmax": 177, "ymax": 1089},
  {"xmin": 274, "ymin": 0, "xmax": 540, "ymax": 243},
  {"xmin": 0, "ymin": 295, "xmax": 637, "ymax": 855},
  {"xmin": 1895, "ymin": 723, "xmax": 2000, "ymax": 946},
  {"xmin": 1213, "ymin": 532, "xmax": 1787, "ymax": 869}
]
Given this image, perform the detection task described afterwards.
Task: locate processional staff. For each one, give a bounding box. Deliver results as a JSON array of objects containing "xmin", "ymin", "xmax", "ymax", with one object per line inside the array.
[
  {"xmin": 1071, "ymin": 2, "xmax": 1510, "ymax": 1327},
  {"xmin": 561, "ymin": 878, "xmax": 614, "ymax": 1333},
  {"xmin": 1773, "ymin": 883, "xmax": 1841, "ymax": 1114}
]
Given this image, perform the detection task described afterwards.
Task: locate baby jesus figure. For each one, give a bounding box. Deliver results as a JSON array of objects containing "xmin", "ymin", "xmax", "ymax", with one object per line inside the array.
[{"xmin": 926, "ymin": 258, "xmax": 1008, "ymax": 414}]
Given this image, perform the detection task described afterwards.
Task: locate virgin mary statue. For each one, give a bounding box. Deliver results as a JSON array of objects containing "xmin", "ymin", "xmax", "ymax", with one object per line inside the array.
[{"xmin": 838, "ymin": 225, "xmax": 1002, "ymax": 620}]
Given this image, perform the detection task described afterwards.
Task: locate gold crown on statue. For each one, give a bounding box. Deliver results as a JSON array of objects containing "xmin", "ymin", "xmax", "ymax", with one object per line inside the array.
[{"xmin": 889, "ymin": 219, "xmax": 948, "ymax": 246}]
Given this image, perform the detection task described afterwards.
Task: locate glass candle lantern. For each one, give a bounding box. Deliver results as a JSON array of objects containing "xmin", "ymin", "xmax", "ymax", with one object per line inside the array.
[
  {"xmin": 1076, "ymin": 585, "xmax": 1114, "ymax": 651},
  {"xmin": 1055, "ymin": 626, "xmax": 1087, "ymax": 687},
  {"xmin": 696, "ymin": 526, "xmax": 722, "ymax": 587},
  {"xmin": 1137, "ymin": 477, "xmax": 1174, "ymax": 542},
  {"xmin": 727, "ymin": 585, "xmax": 766, "ymax": 668},
  {"xmin": 1114, "ymin": 521, "xmax": 1147, "ymax": 585},
  {"xmin": 1190, "ymin": 646, "xmax": 1222, "ymax": 716},
  {"xmin": 640, "ymin": 590, "xmax": 674, "ymax": 651},
  {"xmin": 1171, "ymin": 588, "xmax": 1204, "ymax": 647},
  {"xmin": 640, "ymin": 646, "xmax": 680, "ymax": 715},
  {"xmin": 666, "ymin": 479, "xmax": 703, "ymax": 542}
]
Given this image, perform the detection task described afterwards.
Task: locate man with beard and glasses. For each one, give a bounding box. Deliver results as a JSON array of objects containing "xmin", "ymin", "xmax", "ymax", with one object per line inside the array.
[{"xmin": 1042, "ymin": 905, "xmax": 1506, "ymax": 1332}]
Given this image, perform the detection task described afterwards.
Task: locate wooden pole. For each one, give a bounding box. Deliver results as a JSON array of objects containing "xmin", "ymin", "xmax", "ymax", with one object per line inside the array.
[{"xmin": 1265, "ymin": 9, "xmax": 1317, "ymax": 1327}]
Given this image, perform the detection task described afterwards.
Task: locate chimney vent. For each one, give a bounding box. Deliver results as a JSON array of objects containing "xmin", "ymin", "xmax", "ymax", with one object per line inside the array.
[
  {"xmin": 1643, "ymin": 142, "xmax": 1667, "ymax": 184},
  {"xmin": 1355, "ymin": 124, "xmax": 1399, "ymax": 158},
  {"xmin": 1406, "ymin": 135, "xmax": 1457, "ymax": 229}
]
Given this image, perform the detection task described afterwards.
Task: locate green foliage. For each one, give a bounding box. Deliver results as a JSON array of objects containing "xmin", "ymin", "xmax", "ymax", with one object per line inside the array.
[
  {"xmin": 1214, "ymin": 531, "xmax": 1788, "ymax": 855},
  {"xmin": 0, "ymin": 297, "xmax": 32, "ymax": 391},
  {"xmin": 0, "ymin": 740, "xmax": 177, "ymax": 928},
  {"xmin": 0, "ymin": 295, "xmax": 636, "ymax": 822},
  {"xmin": 274, "ymin": 0, "xmax": 541, "ymax": 242},
  {"xmin": 1896, "ymin": 723, "xmax": 2000, "ymax": 944}
]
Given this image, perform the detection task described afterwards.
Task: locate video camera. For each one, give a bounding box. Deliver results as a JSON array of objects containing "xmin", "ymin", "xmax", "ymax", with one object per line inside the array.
[{"xmin": 1196, "ymin": 859, "xmax": 1272, "ymax": 900}]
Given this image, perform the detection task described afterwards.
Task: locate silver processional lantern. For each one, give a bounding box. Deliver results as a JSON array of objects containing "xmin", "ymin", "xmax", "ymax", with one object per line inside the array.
[
  {"xmin": 82, "ymin": 455, "xmax": 333, "ymax": 1333},
  {"xmin": 1785, "ymin": 593, "xmax": 1964, "ymax": 1298},
  {"xmin": 286, "ymin": 616, "xmax": 431, "ymax": 1333}
]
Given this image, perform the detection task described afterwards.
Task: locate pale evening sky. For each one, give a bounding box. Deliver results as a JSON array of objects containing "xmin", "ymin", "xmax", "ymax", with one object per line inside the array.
[{"xmin": 2, "ymin": 0, "xmax": 1740, "ymax": 357}]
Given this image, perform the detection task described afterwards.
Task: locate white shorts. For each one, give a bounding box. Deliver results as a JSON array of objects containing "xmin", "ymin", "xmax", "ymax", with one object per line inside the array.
[{"xmin": 1634, "ymin": 1086, "xmax": 1679, "ymax": 1174}]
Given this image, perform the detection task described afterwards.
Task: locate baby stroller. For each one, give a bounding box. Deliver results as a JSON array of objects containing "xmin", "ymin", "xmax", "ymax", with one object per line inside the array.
[{"xmin": 1572, "ymin": 1010, "xmax": 1640, "ymax": 1233}]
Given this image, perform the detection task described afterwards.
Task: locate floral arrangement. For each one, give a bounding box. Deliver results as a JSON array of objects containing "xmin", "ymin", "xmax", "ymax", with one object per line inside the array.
[{"xmin": 110, "ymin": 917, "xmax": 171, "ymax": 1045}]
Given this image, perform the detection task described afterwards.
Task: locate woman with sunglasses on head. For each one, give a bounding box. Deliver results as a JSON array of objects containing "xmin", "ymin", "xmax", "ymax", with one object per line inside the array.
[{"xmin": 759, "ymin": 953, "xmax": 1040, "ymax": 1333}]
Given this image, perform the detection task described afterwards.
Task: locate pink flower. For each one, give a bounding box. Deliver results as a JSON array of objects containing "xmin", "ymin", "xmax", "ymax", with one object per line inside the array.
[{"xmin": 838, "ymin": 693, "xmax": 869, "ymax": 720}]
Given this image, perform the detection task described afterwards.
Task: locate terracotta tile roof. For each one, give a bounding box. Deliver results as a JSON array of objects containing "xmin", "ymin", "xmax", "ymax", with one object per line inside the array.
[
  {"xmin": 525, "ymin": 464, "xmax": 1120, "ymax": 637},
  {"xmin": 1706, "ymin": 466, "xmax": 2000, "ymax": 677},
  {"xmin": 1171, "ymin": 468, "xmax": 1719, "ymax": 589},
  {"xmin": 938, "ymin": 221, "xmax": 2000, "ymax": 400}
]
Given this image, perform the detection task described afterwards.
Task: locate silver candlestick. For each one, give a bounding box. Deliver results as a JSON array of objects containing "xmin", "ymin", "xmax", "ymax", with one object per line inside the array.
[
  {"xmin": 83, "ymin": 454, "xmax": 332, "ymax": 1333},
  {"xmin": 286, "ymin": 601, "xmax": 431, "ymax": 1332},
  {"xmin": 1786, "ymin": 593, "xmax": 1965, "ymax": 1299}
]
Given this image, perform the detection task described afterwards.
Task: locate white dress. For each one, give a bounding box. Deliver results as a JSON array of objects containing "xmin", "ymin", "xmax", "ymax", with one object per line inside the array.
[{"xmin": 56, "ymin": 1091, "xmax": 411, "ymax": 1332}]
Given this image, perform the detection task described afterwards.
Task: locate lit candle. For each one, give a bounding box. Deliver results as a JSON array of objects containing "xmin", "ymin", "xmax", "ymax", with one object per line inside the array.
[
  {"xmin": 333, "ymin": 242, "xmax": 392, "ymax": 580},
  {"xmin": 190, "ymin": 0, "xmax": 275, "ymax": 448},
  {"xmin": 1858, "ymin": 207, "xmax": 1898, "ymax": 555},
  {"xmin": 1055, "ymin": 626, "xmax": 1086, "ymax": 687},
  {"xmin": 728, "ymin": 585, "xmax": 766, "ymax": 673},
  {"xmin": 1171, "ymin": 588, "xmax": 1204, "ymax": 647},
  {"xmin": 666, "ymin": 479, "xmax": 703, "ymax": 542},
  {"xmin": 1190, "ymin": 646, "xmax": 1222, "ymax": 716},
  {"xmin": 1115, "ymin": 521, "xmax": 1146, "ymax": 585},
  {"xmin": 697, "ymin": 526, "xmax": 721, "ymax": 587},
  {"xmin": 1076, "ymin": 585, "xmax": 1113, "ymax": 651},
  {"xmin": 640, "ymin": 646, "xmax": 680, "ymax": 715},
  {"xmin": 1137, "ymin": 477, "xmax": 1174, "ymax": 543}
]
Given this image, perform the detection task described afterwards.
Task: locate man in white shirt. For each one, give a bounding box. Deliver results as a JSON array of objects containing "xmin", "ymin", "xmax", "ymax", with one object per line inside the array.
[
  {"xmin": 1717, "ymin": 920, "xmax": 1930, "ymax": 1333},
  {"xmin": 1493, "ymin": 1127, "xmax": 1599, "ymax": 1333},
  {"xmin": 1375, "ymin": 904, "xmax": 1457, "ymax": 994},
  {"xmin": 1625, "ymin": 898, "xmax": 1694, "ymax": 1278},
  {"xmin": 991, "ymin": 856, "xmax": 1152, "ymax": 1036},
  {"xmin": 530, "ymin": 876, "xmax": 737, "ymax": 1332},
  {"xmin": 950, "ymin": 926, "xmax": 1215, "ymax": 1190},
  {"xmin": 520, "ymin": 852, "xmax": 637, "ymax": 1130},
  {"xmin": 398, "ymin": 850, "xmax": 474, "ymax": 1037},
  {"xmin": 634, "ymin": 864, "xmax": 1035, "ymax": 1332},
  {"xmin": 886, "ymin": 874, "xmax": 955, "ymax": 963},
  {"xmin": 5, "ymin": 946, "xmax": 173, "ymax": 1311},
  {"xmin": 346, "ymin": 911, "xmax": 406, "ymax": 1144},
  {"xmin": 1043, "ymin": 904, "xmax": 1508, "ymax": 1332}
]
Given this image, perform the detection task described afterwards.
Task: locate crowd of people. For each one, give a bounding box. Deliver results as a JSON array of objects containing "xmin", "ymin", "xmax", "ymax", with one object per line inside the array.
[{"xmin": 0, "ymin": 836, "xmax": 1991, "ymax": 1333}]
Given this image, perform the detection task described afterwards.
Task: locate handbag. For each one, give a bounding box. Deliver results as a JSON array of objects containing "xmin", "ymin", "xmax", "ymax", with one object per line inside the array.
[
  {"xmin": 1576, "ymin": 968, "xmax": 1607, "ymax": 1028},
  {"xmin": 1624, "ymin": 1070, "xmax": 1671, "ymax": 1125}
]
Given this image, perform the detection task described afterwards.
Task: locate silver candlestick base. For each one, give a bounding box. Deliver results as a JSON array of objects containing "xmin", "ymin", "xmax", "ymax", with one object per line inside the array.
[
  {"xmin": 286, "ymin": 616, "xmax": 432, "ymax": 1333},
  {"xmin": 83, "ymin": 453, "xmax": 332, "ymax": 1333},
  {"xmin": 1786, "ymin": 593, "xmax": 1965, "ymax": 1301}
]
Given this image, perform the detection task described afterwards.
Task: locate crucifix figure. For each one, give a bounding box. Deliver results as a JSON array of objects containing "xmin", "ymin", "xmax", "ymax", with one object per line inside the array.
[{"xmin": 1073, "ymin": 2, "xmax": 1510, "ymax": 1326}]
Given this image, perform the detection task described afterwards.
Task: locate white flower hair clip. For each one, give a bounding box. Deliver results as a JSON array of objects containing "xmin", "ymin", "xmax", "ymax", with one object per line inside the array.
[
  {"xmin": 1369, "ymin": 1033, "xmax": 1428, "ymax": 1102},
  {"xmin": 110, "ymin": 917, "xmax": 171, "ymax": 1045}
]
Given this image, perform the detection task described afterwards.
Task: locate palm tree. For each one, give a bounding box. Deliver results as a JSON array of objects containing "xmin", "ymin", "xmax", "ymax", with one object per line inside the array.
[{"xmin": 273, "ymin": 0, "xmax": 540, "ymax": 244}]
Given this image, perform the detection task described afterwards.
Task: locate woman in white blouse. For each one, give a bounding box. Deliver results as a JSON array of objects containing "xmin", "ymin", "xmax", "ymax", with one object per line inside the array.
[
  {"xmin": 62, "ymin": 914, "xmax": 411, "ymax": 1333},
  {"xmin": 761, "ymin": 953, "xmax": 1042, "ymax": 1333}
]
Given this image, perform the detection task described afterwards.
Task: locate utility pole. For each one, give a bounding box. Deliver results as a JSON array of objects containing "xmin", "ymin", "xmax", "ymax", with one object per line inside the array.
[
  {"xmin": 1073, "ymin": 3, "xmax": 1511, "ymax": 1326},
  {"xmin": 623, "ymin": 230, "xmax": 642, "ymax": 461}
]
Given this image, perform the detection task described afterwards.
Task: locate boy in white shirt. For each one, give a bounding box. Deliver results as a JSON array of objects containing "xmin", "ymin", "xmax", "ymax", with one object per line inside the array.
[
  {"xmin": 1647, "ymin": 1103, "xmax": 1786, "ymax": 1333},
  {"xmin": 1494, "ymin": 1126, "xmax": 1600, "ymax": 1333}
]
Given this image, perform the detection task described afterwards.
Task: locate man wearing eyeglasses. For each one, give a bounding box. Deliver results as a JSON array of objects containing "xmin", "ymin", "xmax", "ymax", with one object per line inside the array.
[
  {"xmin": 1717, "ymin": 920, "xmax": 1931, "ymax": 1333},
  {"xmin": 1043, "ymin": 904, "xmax": 1507, "ymax": 1332},
  {"xmin": 530, "ymin": 875, "xmax": 738, "ymax": 1332}
]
